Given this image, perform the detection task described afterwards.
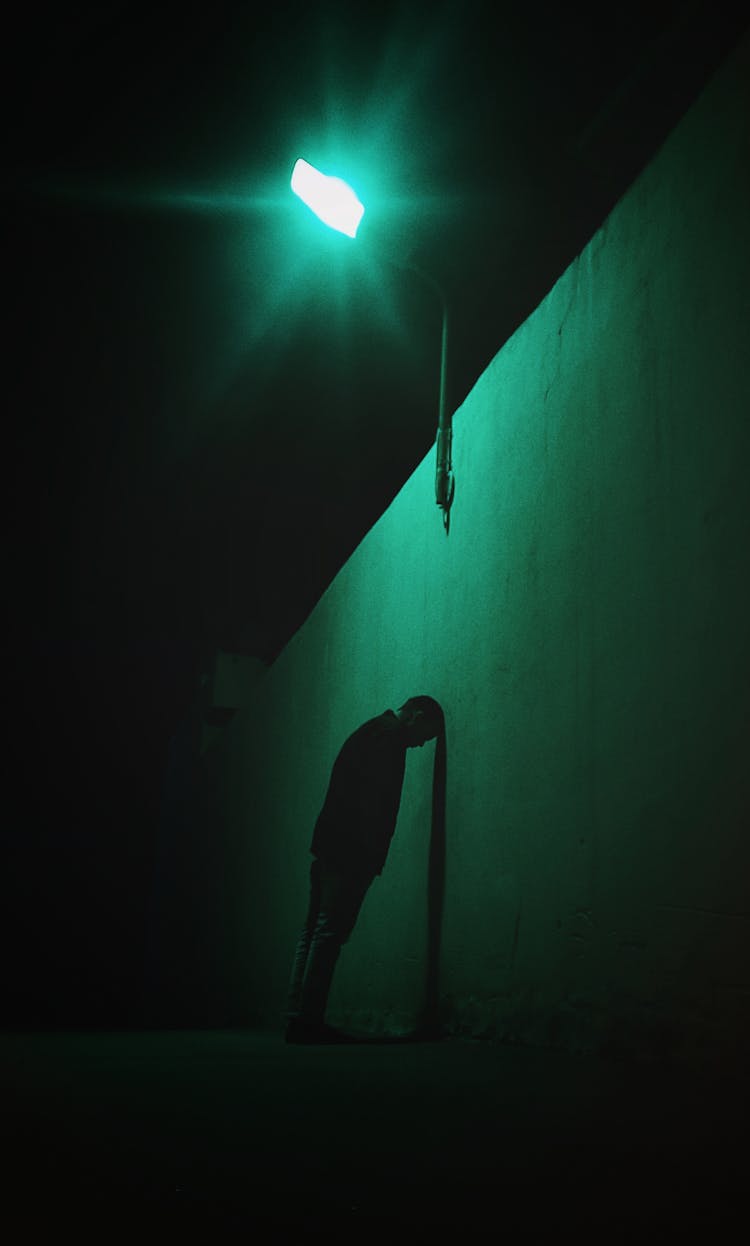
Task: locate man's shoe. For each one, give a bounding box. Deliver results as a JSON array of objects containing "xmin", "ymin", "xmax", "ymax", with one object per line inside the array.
[{"xmin": 285, "ymin": 1019, "xmax": 359, "ymax": 1045}]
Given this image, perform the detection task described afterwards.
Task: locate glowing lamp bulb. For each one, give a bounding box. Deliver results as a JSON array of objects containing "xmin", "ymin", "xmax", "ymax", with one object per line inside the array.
[{"xmin": 291, "ymin": 158, "xmax": 365, "ymax": 238}]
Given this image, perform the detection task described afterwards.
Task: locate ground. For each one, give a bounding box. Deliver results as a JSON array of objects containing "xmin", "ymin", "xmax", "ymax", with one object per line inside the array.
[{"xmin": 3, "ymin": 1028, "xmax": 746, "ymax": 1238}]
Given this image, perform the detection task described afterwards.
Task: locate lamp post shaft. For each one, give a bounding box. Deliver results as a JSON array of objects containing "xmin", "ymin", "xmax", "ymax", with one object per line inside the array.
[
  {"xmin": 434, "ymin": 295, "xmax": 453, "ymax": 526},
  {"xmin": 401, "ymin": 259, "xmax": 454, "ymax": 531}
]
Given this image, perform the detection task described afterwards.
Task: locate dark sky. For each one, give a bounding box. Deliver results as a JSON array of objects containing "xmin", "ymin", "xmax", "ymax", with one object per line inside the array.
[{"xmin": 4, "ymin": 2, "xmax": 747, "ymax": 1020}]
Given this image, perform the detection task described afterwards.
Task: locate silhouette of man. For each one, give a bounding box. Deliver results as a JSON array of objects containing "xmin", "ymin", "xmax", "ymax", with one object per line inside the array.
[{"xmin": 286, "ymin": 695, "xmax": 444, "ymax": 1044}]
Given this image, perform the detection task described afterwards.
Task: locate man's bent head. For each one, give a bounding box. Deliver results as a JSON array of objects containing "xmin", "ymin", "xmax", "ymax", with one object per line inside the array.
[{"xmin": 396, "ymin": 696, "xmax": 444, "ymax": 748}]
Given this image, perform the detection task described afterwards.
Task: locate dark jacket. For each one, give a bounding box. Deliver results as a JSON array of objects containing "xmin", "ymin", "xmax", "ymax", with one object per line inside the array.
[{"xmin": 311, "ymin": 710, "xmax": 407, "ymax": 877}]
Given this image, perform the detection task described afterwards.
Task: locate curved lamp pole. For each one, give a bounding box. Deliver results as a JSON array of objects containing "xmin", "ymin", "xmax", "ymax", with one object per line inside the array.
[{"xmin": 291, "ymin": 158, "xmax": 455, "ymax": 532}]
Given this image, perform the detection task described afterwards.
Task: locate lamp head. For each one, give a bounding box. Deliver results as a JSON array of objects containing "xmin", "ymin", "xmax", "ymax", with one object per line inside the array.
[{"xmin": 291, "ymin": 158, "xmax": 365, "ymax": 238}]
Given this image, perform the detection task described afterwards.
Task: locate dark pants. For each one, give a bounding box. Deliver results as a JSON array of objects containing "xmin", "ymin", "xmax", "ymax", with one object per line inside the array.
[{"xmin": 287, "ymin": 857, "xmax": 373, "ymax": 1026}]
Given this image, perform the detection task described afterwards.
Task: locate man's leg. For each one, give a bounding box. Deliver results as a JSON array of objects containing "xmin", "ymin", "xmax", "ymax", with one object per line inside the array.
[
  {"xmin": 287, "ymin": 861, "xmax": 371, "ymax": 1038},
  {"xmin": 286, "ymin": 858, "xmax": 322, "ymax": 1023}
]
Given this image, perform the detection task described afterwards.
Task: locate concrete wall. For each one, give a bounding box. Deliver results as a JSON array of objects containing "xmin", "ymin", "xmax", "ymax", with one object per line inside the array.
[{"xmin": 212, "ymin": 32, "xmax": 750, "ymax": 1069}]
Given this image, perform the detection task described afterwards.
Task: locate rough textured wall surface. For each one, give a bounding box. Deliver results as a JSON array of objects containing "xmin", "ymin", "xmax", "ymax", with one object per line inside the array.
[{"xmin": 213, "ymin": 32, "xmax": 750, "ymax": 1070}]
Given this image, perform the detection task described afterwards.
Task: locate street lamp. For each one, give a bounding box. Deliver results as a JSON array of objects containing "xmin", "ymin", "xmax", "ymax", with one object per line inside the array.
[
  {"xmin": 291, "ymin": 157, "xmax": 365, "ymax": 239},
  {"xmin": 290, "ymin": 157, "xmax": 455, "ymax": 532}
]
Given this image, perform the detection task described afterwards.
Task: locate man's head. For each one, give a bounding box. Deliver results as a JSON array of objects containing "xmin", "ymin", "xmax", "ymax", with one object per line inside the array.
[{"xmin": 396, "ymin": 696, "xmax": 444, "ymax": 748}]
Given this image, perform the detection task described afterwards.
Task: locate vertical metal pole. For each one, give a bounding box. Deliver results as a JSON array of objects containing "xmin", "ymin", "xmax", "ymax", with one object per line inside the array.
[
  {"xmin": 434, "ymin": 294, "xmax": 454, "ymax": 531},
  {"xmin": 399, "ymin": 257, "xmax": 454, "ymax": 532}
]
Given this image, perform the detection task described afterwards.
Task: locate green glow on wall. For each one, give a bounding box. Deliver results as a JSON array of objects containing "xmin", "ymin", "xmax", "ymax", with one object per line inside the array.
[{"xmin": 291, "ymin": 158, "xmax": 365, "ymax": 238}]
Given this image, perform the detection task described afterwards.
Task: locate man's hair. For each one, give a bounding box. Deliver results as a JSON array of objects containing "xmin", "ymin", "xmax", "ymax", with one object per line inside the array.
[{"xmin": 399, "ymin": 695, "xmax": 444, "ymax": 728}]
